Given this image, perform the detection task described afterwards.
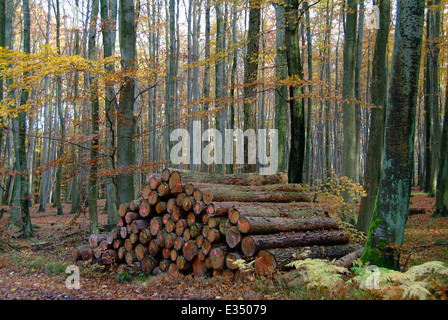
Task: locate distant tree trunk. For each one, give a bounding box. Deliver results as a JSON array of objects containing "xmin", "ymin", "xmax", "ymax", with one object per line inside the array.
[
  {"xmin": 424, "ymin": 0, "xmax": 441, "ymax": 197},
  {"xmin": 55, "ymin": 0, "xmax": 64, "ymax": 216},
  {"xmin": 284, "ymin": 0, "xmax": 305, "ymax": 183},
  {"xmin": 357, "ymin": 0, "xmax": 390, "ymax": 233},
  {"xmin": 100, "ymin": 0, "xmax": 119, "ymax": 229},
  {"xmin": 303, "ymin": 1, "xmax": 313, "ymax": 183},
  {"xmin": 18, "ymin": 0, "xmax": 32, "ymax": 237},
  {"xmin": 70, "ymin": 0, "xmax": 81, "ymax": 214},
  {"xmin": 164, "ymin": 0, "xmax": 176, "ymax": 167},
  {"xmin": 274, "ymin": 4, "xmax": 288, "ymax": 174},
  {"xmin": 88, "ymin": 0, "xmax": 100, "ymax": 234},
  {"xmin": 354, "ymin": 0, "xmax": 364, "ymax": 184},
  {"xmin": 214, "ymin": 0, "xmax": 227, "ymax": 173},
  {"xmin": 4, "ymin": 0, "xmax": 21, "ymax": 227},
  {"xmin": 118, "ymin": 0, "xmax": 136, "ymax": 203},
  {"xmin": 362, "ymin": 0, "xmax": 425, "ymax": 269},
  {"xmin": 341, "ymin": 0, "xmax": 358, "ymax": 221},
  {"xmin": 243, "ymin": 0, "xmax": 261, "ymax": 173},
  {"xmin": 228, "ymin": 0, "xmax": 237, "ymax": 174}
]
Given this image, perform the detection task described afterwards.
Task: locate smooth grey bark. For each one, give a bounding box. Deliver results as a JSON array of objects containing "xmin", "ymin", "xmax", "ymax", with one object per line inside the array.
[
  {"xmin": 100, "ymin": 0, "xmax": 119, "ymax": 229},
  {"xmin": 88, "ymin": 0, "xmax": 100, "ymax": 234},
  {"xmin": 341, "ymin": 0, "xmax": 358, "ymax": 221},
  {"xmin": 164, "ymin": 0, "xmax": 176, "ymax": 167},
  {"xmin": 214, "ymin": 0, "xmax": 227, "ymax": 173},
  {"xmin": 274, "ymin": 4, "xmax": 288, "ymax": 174},
  {"xmin": 357, "ymin": 0, "xmax": 391, "ymax": 233},
  {"xmin": 118, "ymin": 0, "xmax": 136, "ymax": 203},
  {"xmin": 362, "ymin": 0, "xmax": 425, "ymax": 269}
]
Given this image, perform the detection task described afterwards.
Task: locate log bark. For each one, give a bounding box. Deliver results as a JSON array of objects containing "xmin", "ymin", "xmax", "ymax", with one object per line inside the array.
[
  {"xmin": 241, "ymin": 230, "xmax": 350, "ymax": 257},
  {"xmin": 237, "ymin": 216, "xmax": 339, "ymax": 234},
  {"xmin": 162, "ymin": 169, "xmax": 287, "ymax": 186},
  {"xmin": 331, "ymin": 245, "xmax": 364, "ymax": 268},
  {"xmin": 71, "ymin": 245, "xmax": 93, "ymax": 261},
  {"xmin": 254, "ymin": 243, "xmax": 363, "ymax": 276},
  {"xmin": 228, "ymin": 202, "xmax": 326, "ymax": 223},
  {"xmin": 203, "ymin": 188, "xmax": 311, "ymax": 204},
  {"xmin": 131, "ymin": 219, "xmax": 150, "ymax": 234}
]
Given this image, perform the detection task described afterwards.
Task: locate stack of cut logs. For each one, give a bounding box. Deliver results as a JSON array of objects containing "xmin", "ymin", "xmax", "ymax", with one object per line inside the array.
[{"xmin": 71, "ymin": 168, "xmax": 363, "ymax": 280}]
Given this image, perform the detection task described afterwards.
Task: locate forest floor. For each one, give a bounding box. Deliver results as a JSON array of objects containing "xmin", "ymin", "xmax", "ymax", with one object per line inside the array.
[{"xmin": 0, "ymin": 189, "xmax": 447, "ymax": 301}]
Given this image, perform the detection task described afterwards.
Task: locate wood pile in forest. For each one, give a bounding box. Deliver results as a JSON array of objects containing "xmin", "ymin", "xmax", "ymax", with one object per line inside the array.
[{"xmin": 71, "ymin": 168, "xmax": 362, "ymax": 280}]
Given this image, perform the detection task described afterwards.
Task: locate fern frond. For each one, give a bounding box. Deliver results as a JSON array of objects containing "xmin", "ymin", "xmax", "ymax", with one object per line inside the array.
[
  {"xmin": 234, "ymin": 259, "xmax": 255, "ymax": 271},
  {"xmin": 400, "ymin": 280, "xmax": 431, "ymax": 300},
  {"xmin": 405, "ymin": 261, "xmax": 448, "ymax": 276}
]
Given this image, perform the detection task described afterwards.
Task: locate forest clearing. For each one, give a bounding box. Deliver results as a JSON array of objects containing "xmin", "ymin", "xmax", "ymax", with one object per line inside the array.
[{"xmin": 1, "ymin": 0, "xmax": 448, "ymax": 303}]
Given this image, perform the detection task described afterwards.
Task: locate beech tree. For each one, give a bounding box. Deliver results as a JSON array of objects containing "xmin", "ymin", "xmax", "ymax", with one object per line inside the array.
[
  {"xmin": 117, "ymin": 0, "xmax": 136, "ymax": 204},
  {"xmin": 362, "ymin": 0, "xmax": 426, "ymax": 269}
]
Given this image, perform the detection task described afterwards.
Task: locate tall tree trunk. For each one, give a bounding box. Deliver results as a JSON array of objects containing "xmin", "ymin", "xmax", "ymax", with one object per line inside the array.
[
  {"xmin": 341, "ymin": 0, "xmax": 358, "ymax": 221},
  {"xmin": 243, "ymin": 0, "xmax": 261, "ymax": 173},
  {"xmin": 303, "ymin": 1, "xmax": 313, "ymax": 183},
  {"xmin": 214, "ymin": 0, "xmax": 227, "ymax": 173},
  {"xmin": 118, "ymin": 0, "xmax": 136, "ymax": 203},
  {"xmin": 424, "ymin": 0, "xmax": 441, "ymax": 197},
  {"xmin": 274, "ymin": 4, "xmax": 288, "ymax": 174},
  {"xmin": 362, "ymin": 0, "xmax": 425, "ymax": 269},
  {"xmin": 18, "ymin": 0, "xmax": 32, "ymax": 237},
  {"xmin": 55, "ymin": 0, "xmax": 64, "ymax": 216},
  {"xmin": 70, "ymin": 0, "xmax": 81, "ymax": 214},
  {"xmin": 4, "ymin": 0, "xmax": 20, "ymax": 226},
  {"xmin": 284, "ymin": 0, "xmax": 305, "ymax": 184},
  {"xmin": 88, "ymin": 0, "xmax": 100, "ymax": 234},
  {"xmin": 100, "ymin": 0, "xmax": 119, "ymax": 229},
  {"xmin": 165, "ymin": 0, "xmax": 176, "ymax": 167},
  {"xmin": 357, "ymin": 0, "xmax": 391, "ymax": 233}
]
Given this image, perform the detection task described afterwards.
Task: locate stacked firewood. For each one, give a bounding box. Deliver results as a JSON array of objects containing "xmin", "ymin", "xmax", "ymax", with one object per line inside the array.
[{"xmin": 71, "ymin": 168, "xmax": 362, "ymax": 280}]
